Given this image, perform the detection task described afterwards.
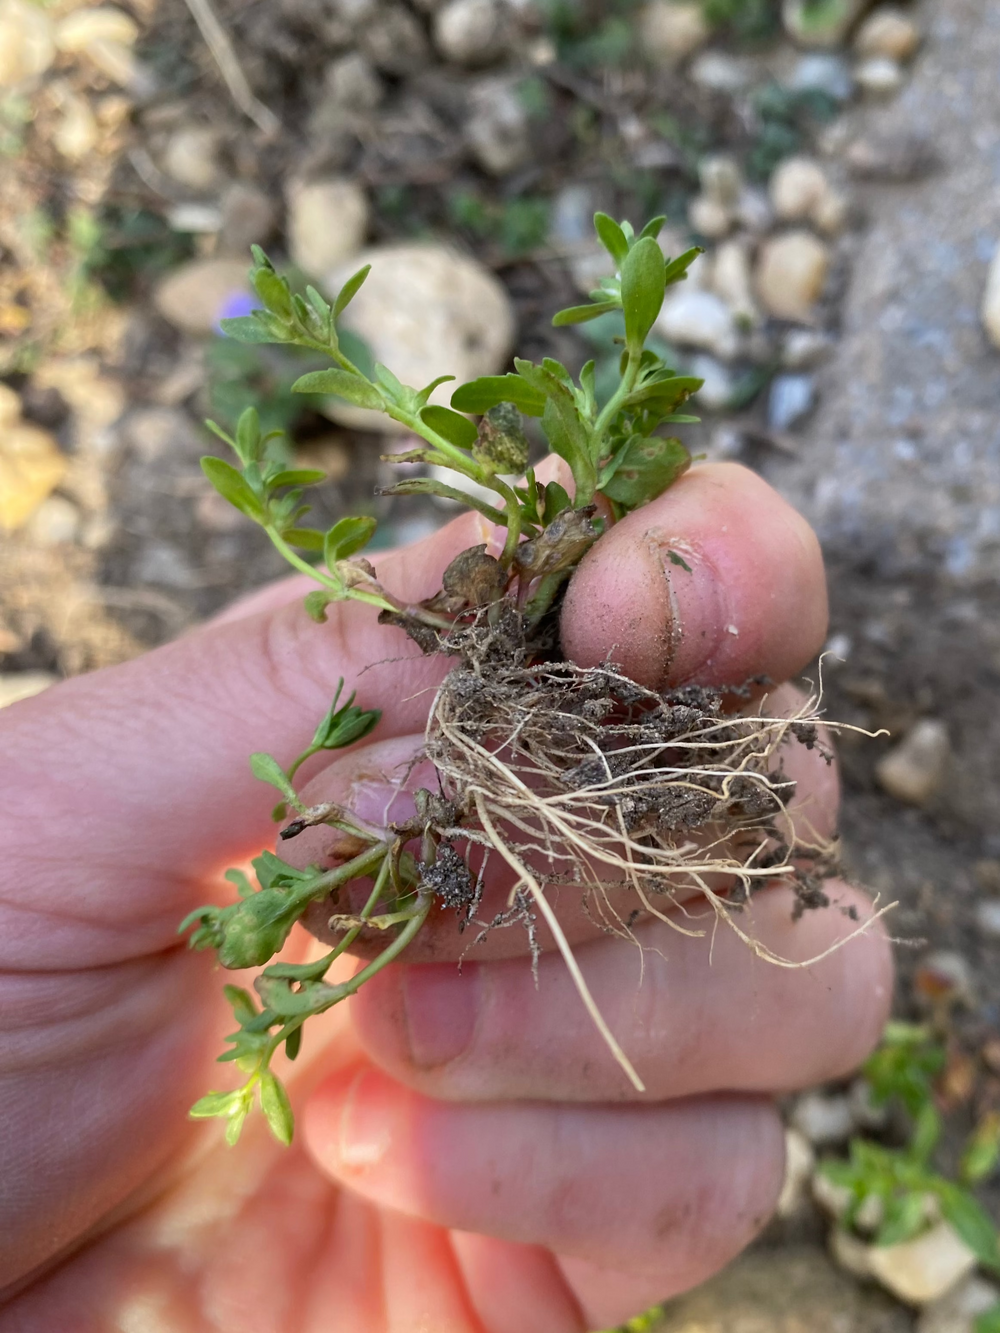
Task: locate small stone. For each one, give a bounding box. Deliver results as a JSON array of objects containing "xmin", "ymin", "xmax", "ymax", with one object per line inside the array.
[
  {"xmin": 814, "ymin": 188, "xmax": 851, "ymax": 235},
  {"xmin": 813, "ymin": 1171, "xmax": 853, "ymax": 1221},
  {"xmin": 688, "ymin": 50, "xmax": 750, "ymax": 93},
  {"xmin": 783, "ymin": 0, "xmax": 870, "ymax": 48},
  {"xmin": 166, "ymin": 203, "xmax": 222, "ymax": 234},
  {"xmin": 756, "ymin": 231, "xmax": 831, "ymax": 321},
  {"xmin": 689, "ymin": 355, "xmax": 734, "ymax": 412},
  {"xmin": 876, "ymin": 719, "xmax": 951, "ymax": 806},
  {"xmin": 219, "ymin": 182, "xmax": 277, "ymax": 254},
  {"xmin": 709, "ymin": 238, "xmax": 758, "ymax": 324},
  {"xmin": 24, "ymin": 494, "xmax": 80, "ymax": 545},
  {"xmin": 323, "ymin": 51, "xmax": 384, "ymax": 110},
  {"xmin": 162, "ymin": 126, "xmax": 222, "ymax": 192},
  {"xmin": 830, "ymin": 1225, "xmax": 874, "ymax": 1278},
  {"xmin": 0, "ymin": 672, "xmax": 57, "ymax": 708},
  {"xmin": 324, "ymin": 244, "xmax": 515, "ymax": 431},
  {"xmin": 782, "ymin": 328, "xmax": 835, "ymax": 368},
  {"xmin": 913, "ymin": 950, "xmax": 975, "ymax": 1008},
  {"xmin": 771, "ymin": 156, "xmax": 828, "ymax": 220},
  {"xmin": 153, "ymin": 258, "xmax": 252, "ymax": 336},
  {"xmin": 733, "ymin": 187, "xmax": 774, "ymax": 234},
  {"xmin": 688, "ymin": 194, "xmax": 732, "ymax": 240},
  {"xmin": 81, "ymin": 37, "xmax": 142, "ymax": 88},
  {"xmin": 982, "ymin": 243, "xmax": 1000, "ymax": 350},
  {"xmin": 51, "ymin": 87, "xmax": 99, "ymax": 160},
  {"xmin": 286, "ymin": 177, "xmax": 369, "ymax": 279},
  {"xmin": 466, "ymin": 77, "xmax": 530, "ymax": 176},
  {"xmin": 638, "ymin": 0, "xmax": 710, "ymax": 66},
  {"xmin": 855, "ymin": 7, "xmax": 921, "ymax": 61},
  {"xmin": 791, "ymin": 1091, "xmax": 855, "ymax": 1146},
  {"xmin": 974, "ymin": 859, "xmax": 1000, "ymax": 894},
  {"xmin": 568, "ymin": 244, "xmax": 613, "ymax": 297},
  {"xmin": 791, "ymin": 52, "xmax": 855, "ymax": 101},
  {"xmin": 550, "ymin": 184, "xmax": 595, "ymax": 249},
  {"xmin": 0, "ymin": 0, "xmax": 54, "ymax": 88},
  {"xmin": 855, "ymin": 55, "xmax": 905, "ymax": 97},
  {"xmin": 975, "ymin": 899, "xmax": 1000, "ymax": 940},
  {"xmin": 769, "ymin": 372, "xmax": 816, "ymax": 430},
  {"xmin": 845, "ymin": 131, "xmax": 938, "ymax": 180},
  {"xmin": 700, "ymin": 154, "xmax": 743, "ymax": 208},
  {"xmin": 54, "ymin": 7, "xmax": 138, "ymax": 51},
  {"xmin": 656, "ymin": 288, "xmax": 739, "ymax": 360},
  {"xmin": 433, "ymin": 0, "xmax": 504, "ymax": 65},
  {"xmin": 135, "ymin": 541, "xmax": 200, "ymax": 590},
  {"xmin": 0, "ymin": 394, "xmax": 67, "ymax": 531},
  {"xmin": 917, "ymin": 1277, "xmax": 1000, "ymax": 1333},
  {"xmin": 868, "ymin": 1223, "xmax": 978, "ymax": 1306},
  {"xmin": 776, "ymin": 1127, "xmax": 816, "ymax": 1218},
  {"xmin": 361, "ymin": 5, "xmax": 429, "ymax": 75}
]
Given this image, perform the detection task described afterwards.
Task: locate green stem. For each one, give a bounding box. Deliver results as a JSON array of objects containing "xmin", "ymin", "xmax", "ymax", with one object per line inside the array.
[
  {"xmin": 592, "ymin": 348, "xmax": 642, "ymax": 443},
  {"xmin": 492, "ymin": 478, "xmax": 523, "ymax": 566}
]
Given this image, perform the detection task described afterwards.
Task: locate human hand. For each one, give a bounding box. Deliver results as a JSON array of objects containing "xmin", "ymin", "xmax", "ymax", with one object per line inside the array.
[{"xmin": 0, "ymin": 462, "xmax": 891, "ymax": 1331}]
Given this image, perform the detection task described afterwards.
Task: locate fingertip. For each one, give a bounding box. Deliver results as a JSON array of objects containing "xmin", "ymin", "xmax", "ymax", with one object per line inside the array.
[{"xmin": 560, "ymin": 463, "xmax": 828, "ymax": 690}]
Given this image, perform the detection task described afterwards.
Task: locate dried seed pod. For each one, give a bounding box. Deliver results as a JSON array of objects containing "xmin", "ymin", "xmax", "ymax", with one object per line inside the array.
[{"xmin": 473, "ymin": 402, "xmax": 529, "ymax": 476}]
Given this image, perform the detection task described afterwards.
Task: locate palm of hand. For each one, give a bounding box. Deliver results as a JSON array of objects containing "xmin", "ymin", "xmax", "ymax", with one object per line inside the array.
[{"xmin": 0, "ymin": 467, "xmax": 892, "ymax": 1333}]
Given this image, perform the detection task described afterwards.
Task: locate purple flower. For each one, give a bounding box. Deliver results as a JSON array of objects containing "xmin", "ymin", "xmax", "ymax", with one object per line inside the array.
[{"xmin": 215, "ymin": 290, "xmax": 256, "ymax": 334}]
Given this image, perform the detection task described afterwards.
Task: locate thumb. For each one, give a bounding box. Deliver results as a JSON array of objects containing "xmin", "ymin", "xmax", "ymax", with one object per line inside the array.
[{"xmin": 561, "ymin": 463, "xmax": 828, "ymax": 691}]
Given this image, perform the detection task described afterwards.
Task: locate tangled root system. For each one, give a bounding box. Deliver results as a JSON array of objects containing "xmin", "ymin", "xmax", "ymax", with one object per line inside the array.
[{"xmin": 395, "ymin": 604, "xmax": 883, "ymax": 1090}]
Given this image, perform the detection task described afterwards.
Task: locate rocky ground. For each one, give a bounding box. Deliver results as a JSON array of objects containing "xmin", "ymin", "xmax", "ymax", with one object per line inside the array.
[{"xmin": 3, "ymin": 0, "xmax": 1000, "ymax": 1327}]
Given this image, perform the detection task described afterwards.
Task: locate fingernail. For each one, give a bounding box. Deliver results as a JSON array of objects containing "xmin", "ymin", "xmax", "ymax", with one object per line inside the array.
[
  {"xmin": 652, "ymin": 536, "xmax": 730, "ymax": 686},
  {"xmin": 338, "ymin": 1070, "xmax": 394, "ymax": 1170},
  {"xmin": 402, "ymin": 962, "xmax": 481, "ymax": 1068}
]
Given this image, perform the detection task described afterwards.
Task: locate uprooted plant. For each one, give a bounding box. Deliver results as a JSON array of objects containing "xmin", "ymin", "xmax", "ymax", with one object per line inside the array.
[{"xmin": 182, "ymin": 213, "xmax": 865, "ymax": 1147}]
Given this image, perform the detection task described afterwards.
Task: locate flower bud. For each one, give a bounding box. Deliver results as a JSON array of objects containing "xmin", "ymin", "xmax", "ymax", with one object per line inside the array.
[{"xmin": 473, "ymin": 403, "xmax": 529, "ymax": 476}]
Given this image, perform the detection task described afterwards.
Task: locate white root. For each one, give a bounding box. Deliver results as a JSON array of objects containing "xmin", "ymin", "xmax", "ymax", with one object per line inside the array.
[{"xmin": 417, "ymin": 625, "xmax": 893, "ymax": 1086}]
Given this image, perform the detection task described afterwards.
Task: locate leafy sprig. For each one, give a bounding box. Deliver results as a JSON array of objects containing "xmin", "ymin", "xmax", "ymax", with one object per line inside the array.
[
  {"xmin": 200, "ymin": 218, "xmax": 705, "ymax": 627},
  {"xmin": 820, "ymin": 1024, "xmax": 1000, "ymax": 1292}
]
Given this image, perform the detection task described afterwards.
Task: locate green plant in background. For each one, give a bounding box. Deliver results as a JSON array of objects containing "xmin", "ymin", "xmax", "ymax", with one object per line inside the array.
[
  {"xmin": 81, "ymin": 203, "xmax": 195, "ymax": 302},
  {"xmin": 701, "ymin": 0, "xmax": 782, "ymax": 42},
  {"xmin": 820, "ymin": 1023, "xmax": 1000, "ymax": 1327},
  {"xmin": 448, "ymin": 188, "xmax": 552, "ymax": 258},
  {"xmin": 536, "ymin": 0, "xmax": 641, "ymax": 67},
  {"xmin": 747, "ymin": 83, "xmax": 840, "ymax": 181},
  {"xmin": 182, "ymin": 212, "xmax": 708, "ymax": 1146}
]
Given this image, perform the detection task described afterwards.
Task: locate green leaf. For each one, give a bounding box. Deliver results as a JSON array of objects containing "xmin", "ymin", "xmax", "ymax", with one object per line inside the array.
[
  {"xmin": 224, "ymin": 869, "xmax": 255, "ymax": 899},
  {"xmin": 379, "ymin": 477, "xmax": 506, "ymax": 526},
  {"xmin": 218, "ymin": 315, "xmax": 274, "ymax": 344},
  {"xmin": 594, "ymin": 212, "xmax": 629, "ymax": 267},
  {"xmin": 624, "ymin": 375, "xmax": 704, "ymax": 413},
  {"xmin": 234, "ymin": 407, "xmax": 262, "ymax": 465},
  {"xmin": 285, "ymin": 1026, "xmax": 302, "ymax": 1061},
  {"xmin": 204, "ymin": 419, "xmax": 236, "ymax": 450},
  {"xmin": 305, "ymin": 285, "xmax": 330, "ymax": 322},
  {"xmin": 259, "ymin": 1071, "xmax": 295, "ymax": 1146},
  {"xmin": 639, "ymin": 215, "xmax": 667, "ymax": 241},
  {"xmin": 600, "ymin": 435, "xmax": 690, "ymax": 509},
  {"xmin": 663, "ymin": 246, "xmax": 705, "ymax": 287},
  {"xmin": 224, "ymin": 1101, "xmax": 250, "ymax": 1145},
  {"xmin": 251, "ymin": 266, "xmax": 293, "ymax": 319},
  {"xmin": 333, "ymin": 264, "xmax": 371, "ymax": 318},
  {"xmin": 542, "ymin": 480, "xmax": 571, "ymax": 521},
  {"xmin": 324, "ymin": 514, "xmax": 377, "ymax": 564},
  {"xmin": 552, "ymin": 300, "xmax": 621, "ymax": 327},
  {"xmin": 249, "ymin": 753, "xmax": 305, "ymax": 812},
  {"xmin": 374, "ymin": 363, "xmax": 405, "ymax": 403},
  {"xmin": 304, "ymin": 590, "xmax": 333, "ymax": 622},
  {"xmin": 190, "ymin": 1089, "xmax": 246, "ymax": 1119},
  {"xmin": 415, "ymin": 374, "xmax": 456, "ymax": 407},
  {"xmin": 420, "ymin": 404, "xmax": 478, "ymax": 450},
  {"xmin": 620, "ymin": 236, "xmax": 666, "ymax": 352},
  {"xmin": 450, "ymin": 374, "xmax": 546, "ymax": 417},
  {"xmin": 282, "ymin": 527, "xmax": 325, "ymax": 552},
  {"xmin": 975, "ymin": 1304, "xmax": 1000, "ymax": 1333},
  {"xmin": 200, "ymin": 457, "xmax": 264, "ymax": 521},
  {"xmin": 875, "ymin": 1192, "xmax": 929, "ymax": 1248},
  {"xmin": 962, "ymin": 1114, "xmax": 1000, "ymax": 1186},
  {"xmin": 223, "ymin": 983, "xmax": 258, "ymax": 1022},
  {"xmin": 937, "ymin": 1183, "xmax": 1000, "ymax": 1272},
  {"xmin": 292, "ymin": 368, "xmax": 383, "ymax": 411},
  {"xmin": 267, "ymin": 469, "xmax": 327, "ymax": 489}
]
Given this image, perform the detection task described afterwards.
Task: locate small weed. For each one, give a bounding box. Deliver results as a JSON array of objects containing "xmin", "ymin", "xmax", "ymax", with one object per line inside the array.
[
  {"xmin": 82, "ymin": 205, "xmax": 195, "ymax": 302},
  {"xmin": 701, "ymin": 0, "xmax": 782, "ymax": 42},
  {"xmin": 448, "ymin": 189, "xmax": 551, "ymax": 258},
  {"xmin": 820, "ymin": 1023, "xmax": 1000, "ymax": 1319},
  {"xmin": 747, "ymin": 83, "xmax": 840, "ymax": 181}
]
